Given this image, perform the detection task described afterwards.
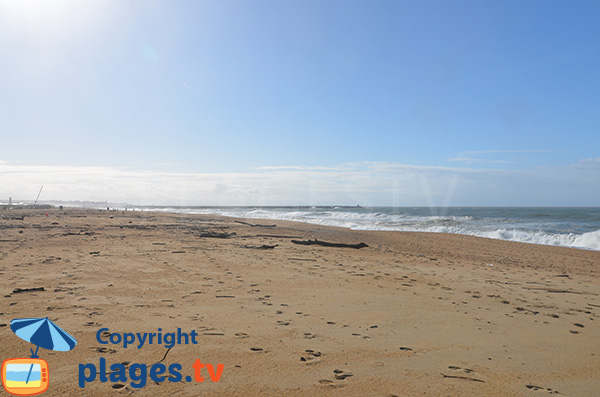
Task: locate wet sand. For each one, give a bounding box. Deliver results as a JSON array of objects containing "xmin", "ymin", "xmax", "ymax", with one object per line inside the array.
[{"xmin": 1, "ymin": 208, "xmax": 599, "ymax": 396}]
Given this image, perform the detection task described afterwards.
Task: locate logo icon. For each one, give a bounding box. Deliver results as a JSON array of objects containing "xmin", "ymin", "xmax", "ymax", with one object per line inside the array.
[
  {"xmin": 2, "ymin": 318, "xmax": 77, "ymax": 396},
  {"xmin": 1, "ymin": 359, "xmax": 49, "ymax": 396}
]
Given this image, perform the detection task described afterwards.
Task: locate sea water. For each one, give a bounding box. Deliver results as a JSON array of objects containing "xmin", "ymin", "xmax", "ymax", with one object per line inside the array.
[{"xmin": 128, "ymin": 206, "xmax": 600, "ymax": 251}]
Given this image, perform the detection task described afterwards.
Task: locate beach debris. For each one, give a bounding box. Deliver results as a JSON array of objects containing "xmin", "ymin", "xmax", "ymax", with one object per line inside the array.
[
  {"xmin": 63, "ymin": 230, "xmax": 95, "ymax": 236},
  {"xmin": 525, "ymin": 384, "xmax": 560, "ymax": 394},
  {"xmin": 234, "ymin": 220, "xmax": 276, "ymax": 228},
  {"xmin": 240, "ymin": 244, "xmax": 278, "ymax": 250},
  {"xmin": 198, "ymin": 231, "xmax": 235, "ymax": 238},
  {"xmin": 12, "ymin": 287, "xmax": 45, "ymax": 294},
  {"xmin": 448, "ymin": 366, "xmax": 474, "ymax": 373},
  {"xmin": 257, "ymin": 234, "xmax": 304, "ymax": 238},
  {"xmin": 521, "ymin": 287, "xmax": 591, "ymax": 295},
  {"xmin": 515, "ymin": 307, "xmax": 539, "ymax": 315},
  {"xmin": 291, "ymin": 239, "xmax": 368, "ymax": 249},
  {"xmin": 441, "ymin": 373, "xmax": 485, "ymax": 383}
]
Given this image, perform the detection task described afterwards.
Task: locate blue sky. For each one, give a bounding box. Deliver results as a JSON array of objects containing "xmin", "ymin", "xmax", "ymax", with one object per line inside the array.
[{"xmin": 0, "ymin": 0, "xmax": 599, "ymax": 206}]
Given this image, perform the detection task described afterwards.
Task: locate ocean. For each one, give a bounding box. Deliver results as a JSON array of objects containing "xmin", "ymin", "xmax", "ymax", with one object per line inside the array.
[{"xmin": 123, "ymin": 206, "xmax": 600, "ymax": 251}]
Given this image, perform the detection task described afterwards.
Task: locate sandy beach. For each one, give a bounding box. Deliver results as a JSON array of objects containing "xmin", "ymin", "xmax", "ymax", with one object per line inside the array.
[{"xmin": 1, "ymin": 208, "xmax": 599, "ymax": 396}]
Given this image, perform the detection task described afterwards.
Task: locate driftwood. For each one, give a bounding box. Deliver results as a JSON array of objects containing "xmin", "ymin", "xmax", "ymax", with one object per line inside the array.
[
  {"xmin": 291, "ymin": 239, "xmax": 368, "ymax": 249},
  {"xmin": 197, "ymin": 231, "xmax": 235, "ymax": 239},
  {"xmin": 441, "ymin": 373, "xmax": 485, "ymax": 382},
  {"xmin": 234, "ymin": 220, "xmax": 276, "ymax": 228},
  {"xmin": 12, "ymin": 287, "xmax": 45, "ymax": 294},
  {"xmin": 240, "ymin": 244, "xmax": 278, "ymax": 250},
  {"xmin": 256, "ymin": 234, "xmax": 303, "ymax": 238}
]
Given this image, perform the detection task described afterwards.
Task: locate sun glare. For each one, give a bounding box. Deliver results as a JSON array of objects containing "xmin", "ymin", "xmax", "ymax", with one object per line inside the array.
[{"xmin": 0, "ymin": 0, "xmax": 107, "ymax": 36}]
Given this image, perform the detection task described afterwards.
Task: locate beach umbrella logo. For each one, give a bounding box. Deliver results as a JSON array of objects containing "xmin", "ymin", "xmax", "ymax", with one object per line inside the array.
[
  {"xmin": 9, "ymin": 318, "xmax": 77, "ymax": 357},
  {"xmin": 2, "ymin": 317, "xmax": 77, "ymax": 396}
]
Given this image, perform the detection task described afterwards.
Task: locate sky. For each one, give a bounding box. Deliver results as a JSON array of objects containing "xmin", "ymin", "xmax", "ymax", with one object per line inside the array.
[{"xmin": 0, "ymin": 0, "xmax": 599, "ymax": 206}]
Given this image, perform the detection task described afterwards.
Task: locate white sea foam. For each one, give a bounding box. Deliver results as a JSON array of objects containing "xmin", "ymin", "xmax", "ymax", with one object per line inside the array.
[{"xmin": 120, "ymin": 206, "xmax": 600, "ymax": 251}]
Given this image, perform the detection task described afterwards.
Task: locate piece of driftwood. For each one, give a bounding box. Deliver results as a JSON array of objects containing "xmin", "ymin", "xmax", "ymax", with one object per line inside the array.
[
  {"xmin": 256, "ymin": 234, "xmax": 303, "ymax": 238},
  {"xmin": 291, "ymin": 239, "xmax": 368, "ymax": 249},
  {"xmin": 441, "ymin": 373, "xmax": 485, "ymax": 383},
  {"xmin": 12, "ymin": 287, "xmax": 45, "ymax": 294},
  {"xmin": 240, "ymin": 244, "xmax": 278, "ymax": 250},
  {"xmin": 234, "ymin": 220, "xmax": 276, "ymax": 228},
  {"xmin": 197, "ymin": 231, "xmax": 235, "ymax": 238}
]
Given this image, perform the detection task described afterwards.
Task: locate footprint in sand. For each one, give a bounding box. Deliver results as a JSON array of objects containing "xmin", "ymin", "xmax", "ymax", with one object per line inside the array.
[
  {"xmin": 300, "ymin": 349, "xmax": 323, "ymax": 363},
  {"xmin": 334, "ymin": 369, "xmax": 353, "ymax": 380},
  {"xmin": 448, "ymin": 365, "xmax": 474, "ymax": 374},
  {"xmin": 92, "ymin": 347, "xmax": 116, "ymax": 354}
]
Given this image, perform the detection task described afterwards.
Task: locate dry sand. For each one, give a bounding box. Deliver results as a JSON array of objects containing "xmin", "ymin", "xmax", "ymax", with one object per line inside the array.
[{"xmin": 1, "ymin": 208, "xmax": 599, "ymax": 396}]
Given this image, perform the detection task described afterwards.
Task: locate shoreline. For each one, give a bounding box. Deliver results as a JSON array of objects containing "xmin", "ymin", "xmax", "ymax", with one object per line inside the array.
[
  {"xmin": 21, "ymin": 204, "xmax": 600, "ymax": 252},
  {"xmin": 1, "ymin": 208, "xmax": 599, "ymax": 395}
]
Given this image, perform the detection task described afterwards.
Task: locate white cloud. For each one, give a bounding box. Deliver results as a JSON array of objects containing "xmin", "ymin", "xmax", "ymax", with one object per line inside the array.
[
  {"xmin": 572, "ymin": 157, "xmax": 600, "ymax": 169},
  {"xmin": 447, "ymin": 149, "xmax": 553, "ymax": 165},
  {"xmin": 458, "ymin": 149, "xmax": 554, "ymax": 155},
  {"xmin": 254, "ymin": 165, "xmax": 347, "ymax": 171},
  {"xmin": 0, "ymin": 160, "xmax": 597, "ymax": 206},
  {"xmin": 448, "ymin": 157, "xmax": 512, "ymax": 164}
]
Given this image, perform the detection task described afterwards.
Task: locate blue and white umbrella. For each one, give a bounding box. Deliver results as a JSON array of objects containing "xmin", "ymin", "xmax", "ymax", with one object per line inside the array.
[
  {"xmin": 10, "ymin": 317, "xmax": 77, "ymax": 385},
  {"xmin": 10, "ymin": 317, "xmax": 77, "ymax": 358}
]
